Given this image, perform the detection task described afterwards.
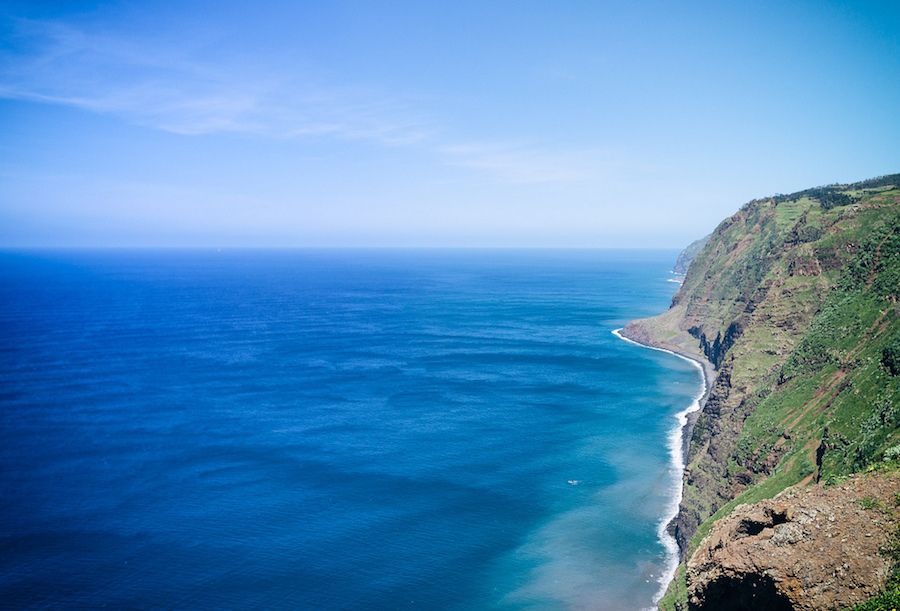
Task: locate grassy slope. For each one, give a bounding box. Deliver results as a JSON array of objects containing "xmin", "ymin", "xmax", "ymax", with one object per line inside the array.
[{"xmin": 656, "ymin": 177, "xmax": 900, "ymax": 610}]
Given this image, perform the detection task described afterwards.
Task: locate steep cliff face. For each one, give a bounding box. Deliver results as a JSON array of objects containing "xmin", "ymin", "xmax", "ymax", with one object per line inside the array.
[
  {"xmin": 622, "ymin": 174, "xmax": 900, "ymax": 610},
  {"xmin": 673, "ymin": 235, "xmax": 711, "ymax": 275}
]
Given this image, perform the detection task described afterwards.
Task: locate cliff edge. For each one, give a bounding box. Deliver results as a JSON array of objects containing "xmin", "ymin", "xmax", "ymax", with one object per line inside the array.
[
  {"xmin": 687, "ymin": 472, "xmax": 900, "ymax": 611},
  {"xmin": 623, "ymin": 174, "xmax": 900, "ymax": 610}
]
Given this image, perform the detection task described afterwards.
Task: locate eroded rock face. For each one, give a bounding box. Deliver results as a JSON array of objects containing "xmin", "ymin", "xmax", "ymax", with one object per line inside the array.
[{"xmin": 686, "ymin": 473, "xmax": 900, "ymax": 611}]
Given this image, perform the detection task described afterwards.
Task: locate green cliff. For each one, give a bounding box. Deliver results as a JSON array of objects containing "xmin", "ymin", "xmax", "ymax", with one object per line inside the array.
[
  {"xmin": 623, "ymin": 174, "xmax": 900, "ymax": 609},
  {"xmin": 672, "ymin": 234, "xmax": 711, "ymax": 275}
]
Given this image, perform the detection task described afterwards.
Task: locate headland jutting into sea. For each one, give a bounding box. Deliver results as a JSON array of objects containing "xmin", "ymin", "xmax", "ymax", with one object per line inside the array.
[{"xmin": 619, "ymin": 174, "xmax": 900, "ymax": 611}]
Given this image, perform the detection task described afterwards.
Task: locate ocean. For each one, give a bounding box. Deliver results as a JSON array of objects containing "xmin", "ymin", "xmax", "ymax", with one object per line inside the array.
[{"xmin": 0, "ymin": 248, "xmax": 703, "ymax": 611}]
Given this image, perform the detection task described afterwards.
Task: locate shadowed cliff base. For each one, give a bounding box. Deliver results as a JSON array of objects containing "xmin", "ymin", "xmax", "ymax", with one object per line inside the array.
[{"xmin": 689, "ymin": 573, "xmax": 792, "ymax": 611}]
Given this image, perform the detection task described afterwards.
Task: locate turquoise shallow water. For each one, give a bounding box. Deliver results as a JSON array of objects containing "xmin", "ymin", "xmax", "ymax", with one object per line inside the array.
[{"xmin": 0, "ymin": 248, "xmax": 702, "ymax": 610}]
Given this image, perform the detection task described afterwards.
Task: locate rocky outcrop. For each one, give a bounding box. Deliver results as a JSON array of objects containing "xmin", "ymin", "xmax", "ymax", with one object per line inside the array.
[{"xmin": 687, "ymin": 473, "xmax": 900, "ymax": 611}]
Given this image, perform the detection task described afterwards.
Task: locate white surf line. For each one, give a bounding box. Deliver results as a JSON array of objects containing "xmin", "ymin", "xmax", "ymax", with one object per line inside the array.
[{"xmin": 612, "ymin": 328, "xmax": 708, "ymax": 606}]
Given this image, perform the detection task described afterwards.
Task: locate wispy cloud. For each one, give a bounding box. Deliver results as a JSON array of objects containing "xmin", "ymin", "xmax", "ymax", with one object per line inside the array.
[
  {"xmin": 441, "ymin": 142, "xmax": 617, "ymax": 184},
  {"xmin": 0, "ymin": 17, "xmax": 431, "ymax": 143},
  {"xmin": 0, "ymin": 16, "xmax": 618, "ymax": 186}
]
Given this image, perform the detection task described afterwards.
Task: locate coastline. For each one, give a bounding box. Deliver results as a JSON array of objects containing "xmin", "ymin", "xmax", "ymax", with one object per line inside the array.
[
  {"xmin": 612, "ymin": 327, "xmax": 712, "ymax": 607},
  {"xmin": 615, "ymin": 323, "xmax": 716, "ymax": 407},
  {"xmin": 613, "ymin": 324, "xmax": 715, "ymax": 465}
]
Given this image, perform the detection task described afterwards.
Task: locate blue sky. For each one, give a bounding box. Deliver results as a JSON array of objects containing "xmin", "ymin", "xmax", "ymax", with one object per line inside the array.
[{"xmin": 1, "ymin": 0, "xmax": 898, "ymax": 247}]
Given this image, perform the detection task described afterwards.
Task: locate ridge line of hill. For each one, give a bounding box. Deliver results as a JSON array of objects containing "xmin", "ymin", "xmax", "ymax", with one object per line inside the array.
[{"xmin": 622, "ymin": 173, "xmax": 900, "ymax": 610}]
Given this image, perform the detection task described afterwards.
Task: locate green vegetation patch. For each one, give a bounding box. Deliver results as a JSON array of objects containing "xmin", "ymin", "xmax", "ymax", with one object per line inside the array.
[
  {"xmin": 774, "ymin": 197, "xmax": 813, "ymax": 231},
  {"xmin": 657, "ymin": 563, "xmax": 688, "ymax": 611},
  {"xmin": 884, "ymin": 340, "xmax": 900, "ymax": 376}
]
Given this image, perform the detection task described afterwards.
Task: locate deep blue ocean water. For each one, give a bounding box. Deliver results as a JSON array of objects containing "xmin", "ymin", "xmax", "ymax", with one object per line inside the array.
[{"xmin": 0, "ymin": 249, "xmax": 702, "ymax": 611}]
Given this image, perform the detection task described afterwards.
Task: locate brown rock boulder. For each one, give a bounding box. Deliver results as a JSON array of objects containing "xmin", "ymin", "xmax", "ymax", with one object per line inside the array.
[{"xmin": 686, "ymin": 473, "xmax": 900, "ymax": 611}]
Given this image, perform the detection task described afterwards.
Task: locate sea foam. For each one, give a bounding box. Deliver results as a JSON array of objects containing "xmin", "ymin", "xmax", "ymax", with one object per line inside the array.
[{"xmin": 612, "ymin": 328, "xmax": 708, "ymax": 606}]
